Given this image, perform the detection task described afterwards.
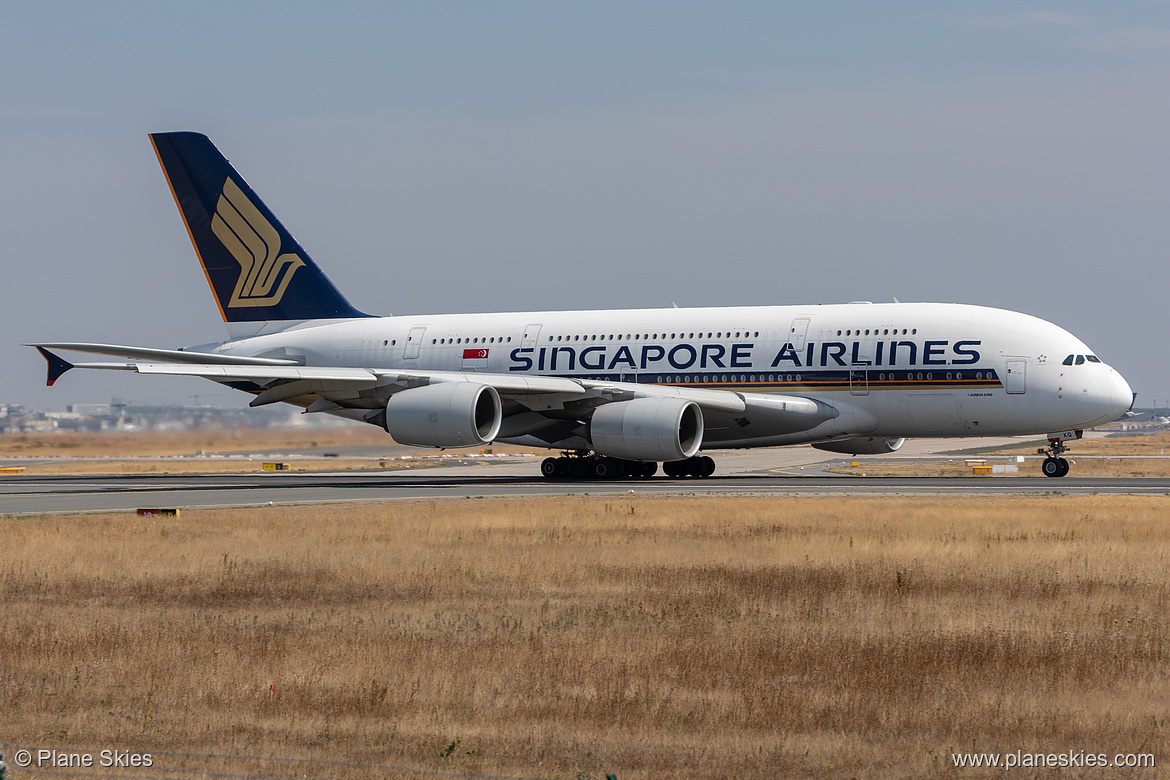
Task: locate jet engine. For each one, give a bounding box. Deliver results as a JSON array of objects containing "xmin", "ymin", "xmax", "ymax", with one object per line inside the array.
[
  {"xmin": 383, "ymin": 382, "xmax": 502, "ymax": 447},
  {"xmin": 590, "ymin": 397, "xmax": 703, "ymax": 461},
  {"xmin": 813, "ymin": 436, "xmax": 905, "ymax": 455}
]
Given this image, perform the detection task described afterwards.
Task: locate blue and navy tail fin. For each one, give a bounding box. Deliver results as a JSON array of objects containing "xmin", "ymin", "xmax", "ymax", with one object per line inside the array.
[{"xmin": 150, "ymin": 132, "xmax": 370, "ymax": 324}]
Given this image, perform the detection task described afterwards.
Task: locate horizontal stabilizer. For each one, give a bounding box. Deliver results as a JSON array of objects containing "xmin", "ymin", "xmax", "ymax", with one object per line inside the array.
[
  {"xmin": 30, "ymin": 342, "xmax": 301, "ymax": 366},
  {"xmin": 35, "ymin": 347, "xmax": 74, "ymax": 386}
]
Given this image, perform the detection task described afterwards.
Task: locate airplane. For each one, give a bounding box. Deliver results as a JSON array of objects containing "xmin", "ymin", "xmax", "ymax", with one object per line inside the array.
[{"xmin": 31, "ymin": 132, "xmax": 1134, "ymax": 480}]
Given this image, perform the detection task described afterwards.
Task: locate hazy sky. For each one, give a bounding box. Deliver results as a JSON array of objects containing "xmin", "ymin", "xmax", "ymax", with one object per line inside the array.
[{"xmin": 3, "ymin": 2, "xmax": 1169, "ymax": 409}]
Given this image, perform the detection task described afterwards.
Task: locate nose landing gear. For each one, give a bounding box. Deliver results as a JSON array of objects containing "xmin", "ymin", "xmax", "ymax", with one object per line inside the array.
[{"xmin": 1039, "ymin": 434, "xmax": 1075, "ymax": 478}]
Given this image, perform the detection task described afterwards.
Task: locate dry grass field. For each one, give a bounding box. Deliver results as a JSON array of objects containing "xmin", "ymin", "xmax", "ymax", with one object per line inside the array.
[
  {"xmin": 826, "ymin": 431, "xmax": 1170, "ymax": 478},
  {"xmin": 0, "ymin": 427, "xmax": 397, "ymax": 458},
  {"xmin": 18, "ymin": 457, "xmax": 450, "ymax": 476},
  {"xmin": 3, "ymin": 496, "xmax": 1167, "ymax": 779},
  {"xmin": 831, "ymin": 457, "xmax": 1170, "ymax": 478},
  {"xmin": 1007, "ymin": 431, "xmax": 1170, "ymax": 458},
  {"xmin": 0, "ymin": 429, "xmax": 540, "ymax": 476}
]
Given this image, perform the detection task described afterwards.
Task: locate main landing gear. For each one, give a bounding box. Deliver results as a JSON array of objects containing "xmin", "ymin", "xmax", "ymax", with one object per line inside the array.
[
  {"xmin": 540, "ymin": 453, "xmax": 716, "ymax": 481},
  {"xmin": 1039, "ymin": 437, "xmax": 1071, "ymax": 478}
]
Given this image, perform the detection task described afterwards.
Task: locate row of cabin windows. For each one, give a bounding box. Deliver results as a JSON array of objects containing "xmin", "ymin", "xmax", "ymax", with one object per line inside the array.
[
  {"xmin": 432, "ymin": 337, "xmax": 513, "ymax": 345},
  {"xmin": 375, "ymin": 329, "xmax": 924, "ymax": 347},
  {"xmin": 1062, "ymin": 354, "xmax": 1101, "ymax": 366},
  {"xmin": 360, "ymin": 337, "xmax": 514, "ymax": 347},
  {"xmin": 836, "ymin": 328, "xmax": 916, "ymax": 337},
  {"xmin": 549, "ymin": 331, "xmax": 763, "ymax": 343},
  {"xmin": 539, "ymin": 328, "xmax": 920, "ymax": 342},
  {"xmin": 658, "ymin": 374, "xmax": 803, "ymax": 384}
]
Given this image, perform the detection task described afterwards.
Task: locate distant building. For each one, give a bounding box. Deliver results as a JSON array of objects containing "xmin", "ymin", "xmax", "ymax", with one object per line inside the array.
[{"xmin": 0, "ymin": 399, "xmax": 357, "ymax": 434}]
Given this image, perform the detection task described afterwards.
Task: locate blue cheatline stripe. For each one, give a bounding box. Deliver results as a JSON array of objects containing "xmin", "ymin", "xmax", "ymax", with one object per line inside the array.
[{"xmin": 509, "ymin": 368, "xmax": 1002, "ymax": 391}]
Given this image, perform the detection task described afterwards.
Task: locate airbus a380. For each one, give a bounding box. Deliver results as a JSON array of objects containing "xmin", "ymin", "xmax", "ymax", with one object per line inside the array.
[{"xmin": 32, "ymin": 133, "xmax": 1134, "ymax": 480}]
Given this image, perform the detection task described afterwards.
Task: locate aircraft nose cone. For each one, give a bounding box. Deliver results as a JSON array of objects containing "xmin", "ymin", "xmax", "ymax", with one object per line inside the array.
[{"xmin": 1109, "ymin": 370, "xmax": 1134, "ymax": 421}]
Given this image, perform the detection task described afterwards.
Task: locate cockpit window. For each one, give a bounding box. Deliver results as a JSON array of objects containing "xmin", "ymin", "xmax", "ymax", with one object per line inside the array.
[
  {"xmin": 1075, "ymin": 355, "xmax": 1085, "ymax": 365},
  {"xmin": 1085, "ymin": 355, "xmax": 1101, "ymax": 363},
  {"xmin": 1062, "ymin": 355, "xmax": 1075, "ymax": 366}
]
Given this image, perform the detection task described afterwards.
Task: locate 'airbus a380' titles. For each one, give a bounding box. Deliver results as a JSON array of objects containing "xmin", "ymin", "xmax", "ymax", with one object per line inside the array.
[{"xmin": 32, "ymin": 133, "xmax": 1134, "ymax": 480}]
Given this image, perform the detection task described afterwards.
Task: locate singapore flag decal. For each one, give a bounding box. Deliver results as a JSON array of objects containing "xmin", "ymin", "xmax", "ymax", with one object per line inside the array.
[{"xmin": 462, "ymin": 348, "xmax": 489, "ymax": 371}]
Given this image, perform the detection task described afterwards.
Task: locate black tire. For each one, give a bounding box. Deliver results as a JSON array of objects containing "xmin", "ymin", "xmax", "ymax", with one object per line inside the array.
[
  {"xmin": 593, "ymin": 458, "xmax": 620, "ymax": 480},
  {"xmin": 699, "ymin": 456, "xmax": 716, "ymax": 477},
  {"xmin": 568, "ymin": 459, "xmax": 588, "ymax": 479},
  {"xmin": 641, "ymin": 462, "xmax": 658, "ymax": 478},
  {"xmin": 1042, "ymin": 457, "xmax": 1062, "ymax": 478},
  {"xmin": 662, "ymin": 461, "xmax": 679, "ymax": 478},
  {"xmin": 1057, "ymin": 457, "xmax": 1070, "ymax": 477},
  {"xmin": 540, "ymin": 457, "xmax": 561, "ymax": 478}
]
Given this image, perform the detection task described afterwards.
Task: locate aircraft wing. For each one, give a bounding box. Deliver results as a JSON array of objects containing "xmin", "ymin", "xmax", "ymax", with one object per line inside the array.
[
  {"xmin": 32, "ymin": 344, "xmax": 844, "ymax": 453},
  {"xmin": 31, "ymin": 345, "xmax": 586, "ymax": 404},
  {"xmin": 32, "ymin": 344, "xmax": 749, "ymax": 415}
]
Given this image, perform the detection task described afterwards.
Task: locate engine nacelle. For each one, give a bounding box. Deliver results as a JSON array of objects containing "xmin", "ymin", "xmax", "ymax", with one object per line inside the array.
[
  {"xmin": 590, "ymin": 397, "xmax": 704, "ymax": 461},
  {"xmin": 383, "ymin": 382, "xmax": 502, "ymax": 447},
  {"xmin": 813, "ymin": 436, "xmax": 905, "ymax": 455}
]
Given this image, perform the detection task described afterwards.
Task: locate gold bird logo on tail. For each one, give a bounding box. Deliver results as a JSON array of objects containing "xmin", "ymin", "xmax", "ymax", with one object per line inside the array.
[{"xmin": 211, "ymin": 178, "xmax": 306, "ymax": 308}]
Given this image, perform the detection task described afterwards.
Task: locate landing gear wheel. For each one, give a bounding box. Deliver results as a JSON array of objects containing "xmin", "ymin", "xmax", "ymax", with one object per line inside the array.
[
  {"xmin": 568, "ymin": 459, "xmax": 588, "ymax": 479},
  {"xmin": 593, "ymin": 458, "xmax": 620, "ymax": 479},
  {"xmin": 1039, "ymin": 434, "xmax": 1076, "ymax": 478},
  {"xmin": 699, "ymin": 456, "xmax": 716, "ymax": 477},
  {"xmin": 663, "ymin": 456, "xmax": 716, "ymax": 478},
  {"xmin": 540, "ymin": 458, "xmax": 562, "ymax": 479},
  {"xmin": 1042, "ymin": 457, "xmax": 1063, "ymax": 478},
  {"xmin": 641, "ymin": 462, "xmax": 658, "ymax": 478}
]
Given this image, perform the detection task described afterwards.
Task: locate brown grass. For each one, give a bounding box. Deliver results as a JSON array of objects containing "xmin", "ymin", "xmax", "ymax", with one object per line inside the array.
[
  {"xmin": 990, "ymin": 431, "xmax": 1170, "ymax": 458},
  {"xmin": 0, "ymin": 427, "xmax": 396, "ymax": 457},
  {"xmin": 18, "ymin": 458, "xmax": 451, "ymax": 476},
  {"xmin": 3, "ymin": 496, "xmax": 1168, "ymax": 778},
  {"xmin": 830, "ymin": 457, "xmax": 1170, "ymax": 478}
]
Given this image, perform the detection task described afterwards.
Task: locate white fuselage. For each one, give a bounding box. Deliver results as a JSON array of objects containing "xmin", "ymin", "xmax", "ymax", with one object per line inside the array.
[{"xmin": 206, "ymin": 301, "xmax": 1132, "ymax": 448}]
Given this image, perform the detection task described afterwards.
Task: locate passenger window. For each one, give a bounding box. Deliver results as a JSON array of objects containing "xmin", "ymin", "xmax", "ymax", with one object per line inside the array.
[{"xmin": 1062, "ymin": 355, "xmax": 1074, "ymax": 366}]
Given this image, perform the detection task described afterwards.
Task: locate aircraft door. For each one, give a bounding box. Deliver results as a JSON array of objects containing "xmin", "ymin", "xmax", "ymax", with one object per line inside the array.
[
  {"xmin": 403, "ymin": 326, "xmax": 427, "ymax": 360},
  {"xmin": 1005, "ymin": 359, "xmax": 1027, "ymax": 394},
  {"xmin": 849, "ymin": 365, "xmax": 869, "ymax": 396},
  {"xmin": 522, "ymin": 324, "xmax": 542, "ymax": 349},
  {"xmin": 789, "ymin": 318, "xmax": 810, "ymax": 350}
]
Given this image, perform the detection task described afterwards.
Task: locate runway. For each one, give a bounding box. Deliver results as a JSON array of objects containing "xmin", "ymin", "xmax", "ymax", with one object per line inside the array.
[{"xmin": 3, "ymin": 466, "xmax": 1168, "ymax": 515}]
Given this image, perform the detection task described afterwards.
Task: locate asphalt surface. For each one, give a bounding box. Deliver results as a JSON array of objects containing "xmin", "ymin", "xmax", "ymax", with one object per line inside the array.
[
  {"xmin": 3, "ymin": 435, "xmax": 1165, "ymax": 514},
  {"xmin": 2, "ymin": 464, "xmax": 1168, "ymax": 515}
]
